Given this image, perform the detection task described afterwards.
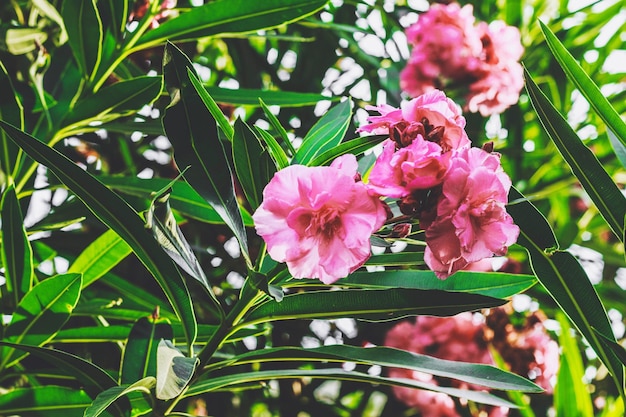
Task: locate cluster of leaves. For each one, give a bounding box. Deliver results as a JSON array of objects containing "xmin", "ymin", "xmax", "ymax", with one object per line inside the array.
[{"xmin": 0, "ymin": 0, "xmax": 624, "ymax": 416}]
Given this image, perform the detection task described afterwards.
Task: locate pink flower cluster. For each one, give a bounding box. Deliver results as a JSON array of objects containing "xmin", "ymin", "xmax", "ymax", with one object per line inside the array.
[
  {"xmin": 359, "ymin": 90, "xmax": 519, "ymax": 279},
  {"xmin": 384, "ymin": 310, "xmax": 558, "ymax": 416},
  {"xmin": 400, "ymin": 2, "xmax": 524, "ymax": 116},
  {"xmin": 252, "ymin": 154, "xmax": 387, "ymax": 284}
]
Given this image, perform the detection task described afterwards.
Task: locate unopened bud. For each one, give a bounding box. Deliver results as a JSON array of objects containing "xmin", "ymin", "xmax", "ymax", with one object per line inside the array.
[
  {"xmin": 391, "ymin": 223, "xmax": 411, "ymax": 238},
  {"xmin": 482, "ymin": 141, "xmax": 494, "ymax": 153}
]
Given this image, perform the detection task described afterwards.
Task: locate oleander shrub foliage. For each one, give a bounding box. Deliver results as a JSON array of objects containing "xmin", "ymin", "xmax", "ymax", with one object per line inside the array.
[{"xmin": 0, "ymin": 0, "xmax": 625, "ymax": 416}]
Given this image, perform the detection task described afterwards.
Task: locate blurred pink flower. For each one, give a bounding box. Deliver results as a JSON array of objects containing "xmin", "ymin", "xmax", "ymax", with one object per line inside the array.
[
  {"xmin": 423, "ymin": 147, "xmax": 519, "ymax": 278},
  {"xmin": 252, "ymin": 154, "xmax": 387, "ymax": 284}
]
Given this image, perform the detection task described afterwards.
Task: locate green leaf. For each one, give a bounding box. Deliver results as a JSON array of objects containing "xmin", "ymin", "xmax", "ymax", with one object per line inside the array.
[
  {"xmin": 342, "ymin": 270, "xmax": 536, "ymax": 299},
  {"xmin": 244, "ymin": 288, "xmax": 505, "ymax": 324},
  {"xmin": 62, "ymin": 0, "xmax": 103, "ymax": 81},
  {"xmin": 68, "ymin": 229, "xmax": 132, "ymax": 288},
  {"xmin": 555, "ymin": 313, "xmax": 594, "ymax": 417},
  {"xmin": 594, "ymin": 328, "xmax": 626, "ymax": 367},
  {"xmin": 99, "ymin": 0, "xmax": 128, "ymax": 39},
  {"xmin": 205, "ymin": 87, "xmax": 338, "ymax": 107},
  {"xmin": 1, "ymin": 184, "xmax": 34, "ymax": 309},
  {"xmin": 32, "ymin": 0, "xmax": 68, "ymax": 44},
  {"xmin": 253, "ymin": 126, "xmax": 290, "ymax": 170},
  {"xmin": 0, "ymin": 386, "xmax": 92, "ymax": 417},
  {"xmin": 538, "ymin": 21, "xmax": 626, "ymax": 152},
  {"xmin": 63, "ymin": 76, "xmax": 162, "ymax": 127},
  {"xmin": 120, "ymin": 317, "xmax": 174, "ymax": 384},
  {"xmin": 97, "ymin": 175, "xmax": 254, "ymax": 226},
  {"xmin": 156, "ymin": 340, "xmax": 198, "ymax": 400},
  {"xmin": 524, "ymin": 68, "xmax": 626, "ymax": 242},
  {"xmin": 135, "ymin": 0, "xmax": 329, "ymax": 50},
  {"xmin": 186, "ymin": 368, "xmax": 516, "ymax": 408},
  {"xmin": 1, "ymin": 273, "xmax": 82, "ymax": 369},
  {"xmin": 0, "ymin": 341, "xmax": 120, "ymax": 400},
  {"xmin": 163, "ymin": 42, "xmax": 250, "ymax": 266},
  {"xmin": 293, "ymin": 99, "xmax": 352, "ymax": 165},
  {"xmin": 508, "ymin": 188, "xmax": 625, "ymax": 396},
  {"xmin": 209, "ymin": 345, "xmax": 541, "ymax": 393},
  {"xmin": 607, "ymin": 129, "xmax": 626, "ymax": 168},
  {"xmin": 84, "ymin": 377, "xmax": 155, "ymax": 417},
  {"xmin": 259, "ymin": 98, "xmax": 295, "ymax": 156},
  {"xmin": 188, "ymin": 75, "xmax": 234, "ymax": 141},
  {"xmin": 0, "ymin": 25, "xmax": 48, "ymax": 54},
  {"xmin": 0, "ymin": 61, "xmax": 23, "ymax": 179},
  {"xmin": 232, "ymin": 118, "xmax": 277, "ymax": 211},
  {"xmin": 0, "ymin": 120, "xmax": 198, "ymax": 351},
  {"xmin": 308, "ymin": 134, "xmax": 387, "ymax": 166}
]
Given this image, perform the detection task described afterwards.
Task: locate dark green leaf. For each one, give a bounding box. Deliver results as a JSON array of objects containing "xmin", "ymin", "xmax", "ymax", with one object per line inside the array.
[
  {"xmin": 308, "ymin": 134, "xmax": 387, "ymax": 166},
  {"xmin": 205, "ymin": 87, "xmax": 338, "ymax": 107},
  {"xmin": 210, "ymin": 345, "xmax": 541, "ymax": 392},
  {"xmin": 508, "ymin": 188, "xmax": 624, "ymax": 396},
  {"xmin": 64, "ymin": 76, "xmax": 162, "ymax": 126},
  {"xmin": 594, "ymin": 328, "xmax": 626, "ymax": 367},
  {"xmin": 0, "ymin": 120, "xmax": 198, "ymax": 350},
  {"xmin": 0, "ymin": 62, "xmax": 23, "ymax": 179},
  {"xmin": 68, "ymin": 229, "xmax": 132, "ymax": 288},
  {"xmin": 121, "ymin": 317, "xmax": 174, "ymax": 384},
  {"xmin": 232, "ymin": 118, "xmax": 276, "ymax": 211},
  {"xmin": 135, "ymin": 0, "xmax": 329, "ymax": 50},
  {"xmin": 539, "ymin": 21, "xmax": 626, "ymax": 152},
  {"xmin": 0, "ymin": 185, "xmax": 33, "ymax": 309},
  {"xmin": 1, "ymin": 273, "xmax": 82, "ymax": 369},
  {"xmin": 0, "ymin": 386, "xmax": 92, "ymax": 417},
  {"xmin": 61, "ymin": 0, "xmax": 103, "ymax": 80},
  {"xmin": 163, "ymin": 42, "xmax": 250, "ymax": 266},
  {"xmin": 156, "ymin": 340, "xmax": 198, "ymax": 400},
  {"xmin": 186, "ymin": 368, "xmax": 516, "ymax": 408},
  {"xmin": 85, "ymin": 377, "xmax": 155, "ymax": 417},
  {"xmin": 244, "ymin": 288, "xmax": 505, "ymax": 324},
  {"xmin": 253, "ymin": 126, "xmax": 290, "ymax": 170},
  {"xmin": 524, "ymin": 69, "xmax": 626, "ymax": 241},
  {"xmin": 99, "ymin": 0, "xmax": 128, "ymax": 39},
  {"xmin": 342, "ymin": 270, "xmax": 536, "ymax": 299},
  {"xmin": 259, "ymin": 98, "xmax": 295, "ymax": 156},
  {"xmin": 294, "ymin": 99, "xmax": 352, "ymax": 165}
]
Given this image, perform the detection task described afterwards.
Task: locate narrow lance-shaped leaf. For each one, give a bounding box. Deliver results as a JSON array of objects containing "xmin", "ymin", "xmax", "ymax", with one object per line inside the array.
[
  {"xmin": 68, "ymin": 229, "xmax": 132, "ymax": 289},
  {"xmin": 524, "ymin": 68, "xmax": 626, "ymax": 242},
  {"xmin": 253, "ymin": 126, "xmax": 290, "ymax": 170},
  {"xmin": 0, "ymin": 61, "xmax": 23, "ymax": 179},
  {"xmin": 120, "ymin": 316, "xmax": 174, "ymax": 384},
  {"xmin": 0, "ymin": 185, "xmax": 33, "ymax": 309},
  {"xmin": 294, "ymin": 99, "xmax": 352, "ymax": 165},
  {"xmin": 135, "ymin": 0, "xmax": 329, "ymax": 50},
  {"xmin": 162, "ymin": 42, "xmax": 250, "ymax": 266},
  {"xmin": 156, "ymin": 340, "xmax": 198, "ymax": 400},
  {"xmin": 1, "ymin": 273, "xmax": 82, "ymax": 370},
  {"xmin": 508, "ymin": 188, "xmax": 625, "ymax": 396},
  {"xmin": 84, "ymin": 377, "xmax": 155, "ymax": 417},
  {"xmin": 539, "ymin": 21, "xmax": 626, "ymax": 152},
  {"xmin": 206, "ymin": 87, "xmax": 339, "ymax": 107},
  {"xmin": 0, "ymin": 386, "xmax": 92, "ymax": 417},
  {"xmin": 61, "ymin": 0, "xmax": 103, "ymax": 81},
  {"xmin": 309, "ymin": 134, "xmax": 387, "ymax": 167},
  {"xmin": 243, "ymin": 288, "xmax": 506, "ymax": 324},
  {"xmin": 0, "ymin": 120, "xmax": 198, "ymax": 351},
  {"xmin": 260, "ymin": 98, "xmax": 295, "ymax": 156},
  {"xmin": 232, "ymin": 118, "xmax": 277, "ymax": 211}
]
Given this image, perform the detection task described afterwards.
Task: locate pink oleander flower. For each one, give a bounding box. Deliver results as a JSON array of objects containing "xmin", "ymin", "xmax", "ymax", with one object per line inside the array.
[
  {"xmin": 422, "ymin": 147, "xmax": 519, "ymax": 279},
  {"xmin": 252, "ymin": 154, "xmax": 387, "ymax": 284},
  {"xmin": 401, "ymin": 3, "xmax": 483, "ymax": 97}
]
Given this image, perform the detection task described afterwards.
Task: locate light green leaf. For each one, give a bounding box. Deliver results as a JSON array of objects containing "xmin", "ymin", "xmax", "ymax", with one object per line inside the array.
[
  {"xmin": 0, "ymin": 26, "xmax": 48, "ymax": 54},
  {"xmin": 508, "ymin": 188, "xmax": 624, "ymax": 396},
  {"xmin": 244, "ymin": 288, "xmax": 505, "ymax": 324},
  {"xmin": 186, "ymin": 368, "xmax": 516, "ymax": 408},
  {"xmin": 524, "ymin": 68, "xmax": 626, "ymax": 242},
  {"xmin": 61, "ymin": 0, "xmax": 103, "ymax": 81},
  {"xmin": 205, "ymin": 87, "xmax": 337, "ymax": 107},
  {"xmin": 32, "ymin": 0, "xmax": 68, "ymax": 44},
  {"xmin": 1, "ymin": 273, "xmax": 82, "ymax": 369},
  {"xmin": 84, "ymin": 377, "xmax": 155, "ymax": 417},
  {"xmin": 120, "ymin": 317, "xmax": 174, "ymax": 384},
  {"xmin": 0, "ymin": 386, "xmax": 91, "ymax": 417},
  {"xmin": 209, "ymin": 345, "xmax": 541, "ymax": 393},
  {"xmin": 163, "ymin": 42, "xmax": 250, "ymax": 266},
  {"xmin": 259, "ymin": 98, "xmax": 295, "ymax": 156},
  {"xmin": 342, "ymin": 270, "xmax": 536, "ymax": 299},
  {"xmin": 0, "ymin": 184, "xmax": 34, "ymax": 309},
  {"xmin": 555, "ymin": 313, "xmax": 594, "ymax": 417},
  {"xmin": 539, "ymin": 21, "xmax": 626, "ymax": 152},
  {"xmin": 308, "ymin": 134, "xmax": 387, "ymax": 166},
  {"xmin": 188, "ymin": 74, "xmax": 234, "ymax": 140},
  {"xmin": 232, "ymin": 118, "xmax": 277, "ymax": 211},
  {"xmin": 0, "ymin": 120, "xmax": 198, "ymax": 351},
  {"xmin": 0, "ymin": 61, "xmax": 23, "ymax": 179},
  {"xmin": 63, "ymin": 76, "xmax": 162, "ymax": 127},
  {"xmin": 69, "ymin": 229, "xmax": 132, "ymax": 288},
  {"xmin": 607, "ymin": 129, "xmax": 626, "ymax": 168},
  {"xmin": 253, "ymin": 126, "xmax": 290, "ymax": 170},
  {"xmin": 294, "ymin": 99, "xmax": 352, "ymax": 165},
  {"xmin": 135, "ymin": 0, "xmax": 329, "ymax": 50},
  {"xmin": 156, "ymin": 340, "xmax": 198, "ymax": 400}
]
